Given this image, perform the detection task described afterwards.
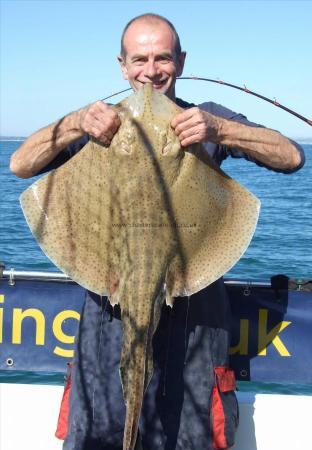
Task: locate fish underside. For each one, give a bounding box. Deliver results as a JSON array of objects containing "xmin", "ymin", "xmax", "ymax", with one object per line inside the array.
[{"xmin": 20, "ymin": 84, "xmax": 260, "ymax": 450}]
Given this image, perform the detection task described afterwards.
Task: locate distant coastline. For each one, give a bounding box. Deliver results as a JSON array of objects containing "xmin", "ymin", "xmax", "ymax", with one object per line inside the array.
[
  {"xmin": 0, "ymin": 136, "xmax": 26, "ymax": 141},
  {"xmin": 293, "ymin": 138, "xmax": 312, "ymax": 145}
]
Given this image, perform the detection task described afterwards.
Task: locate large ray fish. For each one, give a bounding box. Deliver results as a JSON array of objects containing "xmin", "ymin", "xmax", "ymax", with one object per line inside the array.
[{"xmin": 20, "ymin": 84, "xmax": 260, "ymax": 450}]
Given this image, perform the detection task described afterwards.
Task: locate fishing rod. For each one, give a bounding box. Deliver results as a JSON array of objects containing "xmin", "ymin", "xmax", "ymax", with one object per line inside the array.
[{"xmin": 102, "ymin": 77, "xmax": 311, "ymax": 126}]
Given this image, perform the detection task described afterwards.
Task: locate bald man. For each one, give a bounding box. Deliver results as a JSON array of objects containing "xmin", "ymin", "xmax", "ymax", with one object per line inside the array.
[{"xmin": 11, "ymin": 13, "xmax": 305, "ymax": 450}]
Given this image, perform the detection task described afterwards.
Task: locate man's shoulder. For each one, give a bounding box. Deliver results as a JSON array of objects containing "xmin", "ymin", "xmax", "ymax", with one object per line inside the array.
[
  {"xmin": 176, "ymin": 98, "xmax": 196, "ymax": 109},
  {"xmin": 198, "ymin": 101, "xmax": 249, "ymax": 122},
  {"xmin": 177, "ymin": 97, "xmax": 250, "ymax": 123}
]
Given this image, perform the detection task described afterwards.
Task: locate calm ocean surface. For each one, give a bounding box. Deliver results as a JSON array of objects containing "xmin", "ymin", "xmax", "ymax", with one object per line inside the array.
[{"xmin": 0, "ymin": 140, "xmax": 311, "ymax": 393}]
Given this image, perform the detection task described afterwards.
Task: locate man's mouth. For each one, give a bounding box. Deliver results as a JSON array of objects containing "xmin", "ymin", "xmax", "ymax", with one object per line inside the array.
[
  {"xmin": 152, "ymin": 82, "xmax": 166, "ymax": 89},
  {"xmin": 139, "ymin": 80, "xmax": 168, "ymax": 89}
]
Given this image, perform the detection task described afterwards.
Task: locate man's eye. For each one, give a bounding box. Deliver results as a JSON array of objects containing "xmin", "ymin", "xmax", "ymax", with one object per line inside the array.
[{"xmin": 158, "ymin": 57, "xmax": 172, "ymax": 64}]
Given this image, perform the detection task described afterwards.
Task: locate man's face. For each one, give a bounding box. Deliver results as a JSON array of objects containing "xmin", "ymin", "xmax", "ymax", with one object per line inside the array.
[{"xmin": 118, "ymin": 20, "xmax": 186, "ymax": 101}]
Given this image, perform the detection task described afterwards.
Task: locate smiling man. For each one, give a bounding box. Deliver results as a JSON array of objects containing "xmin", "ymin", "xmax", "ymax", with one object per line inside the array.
[
  {"xmin": 118, "ymin": 16, "xmax": 185, "ymax": 98},
  {"xmin": 10, "ymin": 13, "xmax": 305, "ymax": 450}
]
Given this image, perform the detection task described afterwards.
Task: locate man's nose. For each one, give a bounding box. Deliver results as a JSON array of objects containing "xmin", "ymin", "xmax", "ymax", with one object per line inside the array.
[{"xmin": 145, "ymin": 61, "xmax": 159, "ymax": 78}]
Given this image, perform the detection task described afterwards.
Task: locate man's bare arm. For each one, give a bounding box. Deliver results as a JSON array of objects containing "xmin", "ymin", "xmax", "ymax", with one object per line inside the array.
[
  {"xmin": 171, "ymin": 108, "xmax": 302, "ymax": 171},
  {"xmin": 217, "ymin": 117, "xmax": 301, "ymax": 170},
  {"xmin": 10, "ymin": 101, "xmax": 120, "ymax": 179}
]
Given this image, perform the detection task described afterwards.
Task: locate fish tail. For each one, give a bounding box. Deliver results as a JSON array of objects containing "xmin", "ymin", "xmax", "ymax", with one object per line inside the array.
[
  {"xmin": 120, "ymin": 326, "xmax": 150, "ymax": 450},
  {"xmin": 120, "ymin": 290, "xmax": 164, "ymax": 450},
  {"xmin": 122, "ymin": 371, "xmax": 145, "ymax": 450}
]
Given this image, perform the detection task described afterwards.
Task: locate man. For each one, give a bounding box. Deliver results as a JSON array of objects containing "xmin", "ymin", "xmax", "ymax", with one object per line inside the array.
[{"xmin": 11, "ymin": 13, "xmax": 304, "ymax": 450}]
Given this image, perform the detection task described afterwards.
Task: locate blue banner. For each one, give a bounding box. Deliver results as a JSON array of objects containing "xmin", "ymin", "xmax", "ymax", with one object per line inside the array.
[
  {"xmin": 228, "ymin": 284, "xmax": 312, "ymax": 383},
  {"xmin": 0, "ymin": 280, "xmax": 85, "ymax": 372},
  {"xmin": 1, "ymin": 278, "xmax": 311, "ymax": 383}
]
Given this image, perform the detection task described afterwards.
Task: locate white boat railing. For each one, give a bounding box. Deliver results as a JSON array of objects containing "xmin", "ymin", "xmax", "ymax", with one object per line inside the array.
[
  {"xmin": 0, "ymin": 268, "xmax": 272, "ymax": 286},
  {"xmin": 1, "ymin": 267, "xmax": 310, "ymax": 291}
]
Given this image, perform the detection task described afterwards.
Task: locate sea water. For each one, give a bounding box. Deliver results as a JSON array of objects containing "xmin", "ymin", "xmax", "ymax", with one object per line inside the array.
[{"xmin": 0, "ymin": 140, "xmax": 311, "ymax": 393}]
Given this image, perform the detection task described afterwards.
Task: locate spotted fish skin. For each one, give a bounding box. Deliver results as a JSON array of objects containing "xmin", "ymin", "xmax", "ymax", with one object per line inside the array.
[
  {"xmin": 106, "ymin": 89, "xmax": 183, "ymax": 449},
  {"xmin": 20, "ymin": 84, "xmax": 260, "ymax": 450}
]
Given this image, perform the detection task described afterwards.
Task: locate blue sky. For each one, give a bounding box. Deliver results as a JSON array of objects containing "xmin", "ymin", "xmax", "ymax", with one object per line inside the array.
[{"xmin": 1, "ymin": 0, "xmax": 311, "ymax": 139}]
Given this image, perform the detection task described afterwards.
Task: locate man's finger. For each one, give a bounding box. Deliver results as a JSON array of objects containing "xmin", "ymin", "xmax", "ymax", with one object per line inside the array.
[
  {"xmin": 178, "ymin": 126, "xmax": 200, "ymax": 141},
  {"xmin": 83, "ymin": 116, "xmax": 105, "ymax": 134},
  {"xmin": 93, "ymin": 100, "xmax": 112, "ymax": 114},
  {"xmin": 171, "ymin": 108, "xmax": 197, "ymax": 128},
  {"xmin": 96, "ymin": 107, "xmax": 118, "ymax": 125},
  {"xmin": 87, "ymin": 102, "xmax": 120, "ymax": 124},
  {"xmin": 89, "ymin": 126, "xmax": 105, "ymax": 141},
  {"xmin": 90, "ymin": 112, "xmax": 120, "ymax": 133},
  {"xmin": 83, "ymin": 109, "xmax": 120, "ymax": 138},
  {"xmin": 173, "ymin": 116, "xmax": 197, "ymax": 135},
  {"xmin": 180, "ymin": 133, "xmax": 201, "ymax": 147},
  {"xmin": 103, "ymin": 129, "xmax": 114, "ymax": 140}
]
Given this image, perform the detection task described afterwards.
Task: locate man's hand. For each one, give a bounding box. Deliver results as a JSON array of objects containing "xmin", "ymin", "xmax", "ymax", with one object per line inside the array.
[
  {"xmin": 78, "ymin": 101, "xmax": 121, "ymax": 146},
  {"xmin": 171, "ymin": 107, "xmax": 221, "ymax": 147},
  {"xmin": 171, "ymin": 107, "xmax": 303, "ymax": 171}
]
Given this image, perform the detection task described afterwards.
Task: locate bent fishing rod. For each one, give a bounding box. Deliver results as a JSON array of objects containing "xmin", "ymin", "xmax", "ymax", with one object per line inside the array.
[{"xmin": 102, "ymin": 76, "xmax": 312, "ymax": 127}]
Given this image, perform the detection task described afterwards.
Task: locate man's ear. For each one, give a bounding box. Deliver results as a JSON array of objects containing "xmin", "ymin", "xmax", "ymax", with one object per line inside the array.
[
  {"xmin": 177, "ymin": 51, "xmax": 186, "ymax": 77},
  {"xmin": 117, "ymin": 55, "xmax": 129, "ymax": 80}
]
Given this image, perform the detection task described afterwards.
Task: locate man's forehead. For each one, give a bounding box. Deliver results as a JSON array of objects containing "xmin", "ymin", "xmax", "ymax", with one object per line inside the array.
[
  {"xmin": 125, "ymin": 17, "xmax": 172, "ymax": 32},
  {"xmin": 123, "ymin": 18, "xmax": 175, "ymax": 47}
]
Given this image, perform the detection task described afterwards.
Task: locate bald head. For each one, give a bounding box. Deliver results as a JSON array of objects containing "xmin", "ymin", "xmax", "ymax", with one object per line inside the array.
[{"xmin": 120, "ymin": 13, "xmax": 182, "ymax": 59}]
